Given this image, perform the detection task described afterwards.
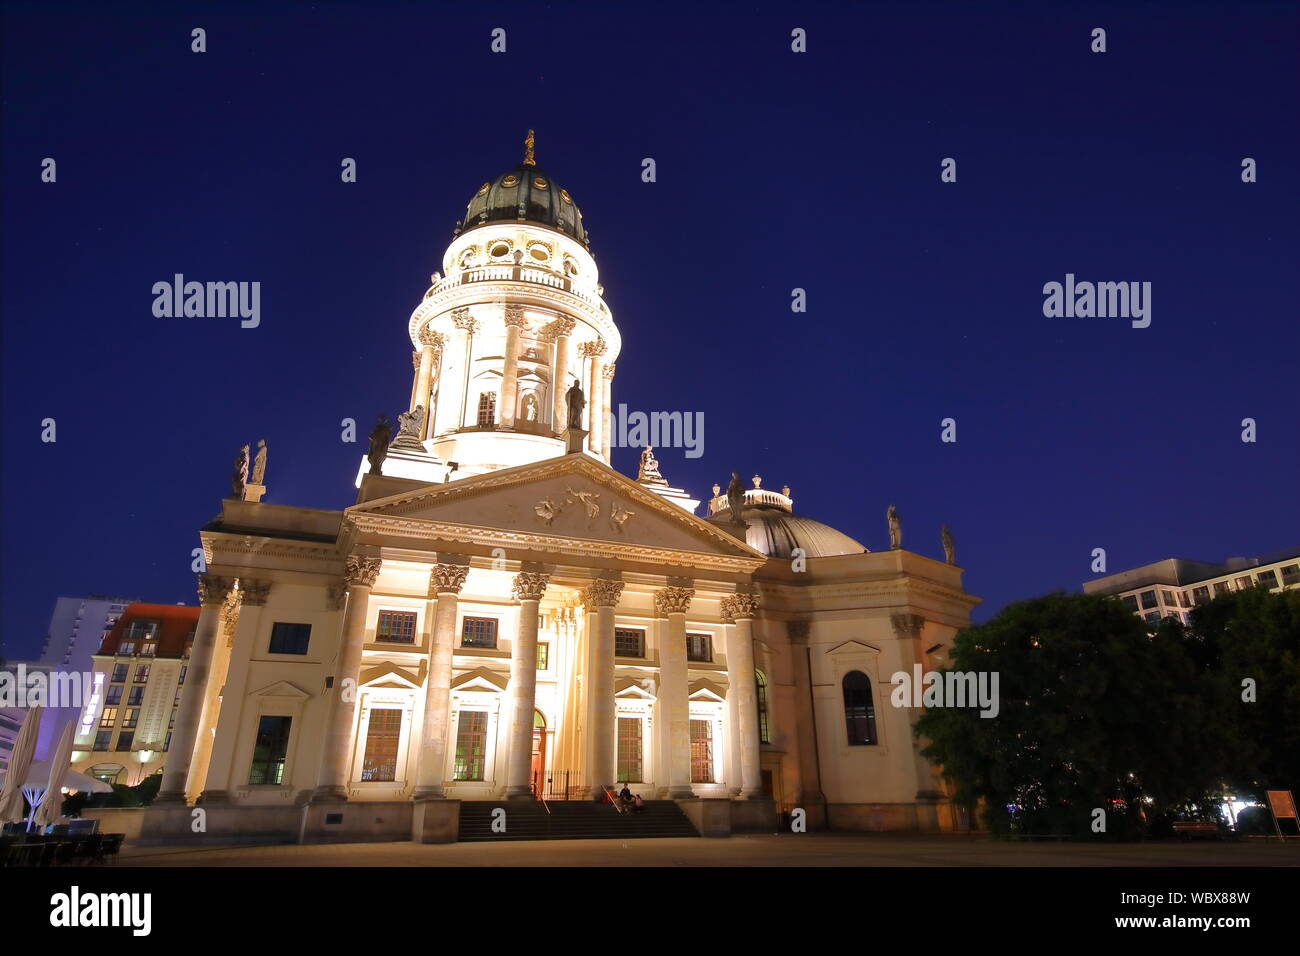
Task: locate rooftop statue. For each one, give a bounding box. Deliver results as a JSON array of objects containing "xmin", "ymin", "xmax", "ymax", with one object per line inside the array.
[
  {"xmin": 887, "ymin": 505, "xmax": 902, "ymax": 550},
  {"xmin": 727, "ymin": 472, "xmax": 746, "ymax": 526},
  {"xmin": 638, "ymin": 446, "xmax": 666, "ymax": 485},
  {"xmin": 368, "ymin": 416, "xmax": 392, "ymax": 475},
  {"xmin": 250, "ymin": 439, "xmax": 267, "ymax": 485},
  {"xmin": 231, "ymin": 444, "xmax": 250, "ymax": 497},
  {"xmin": 942, "ymin": 524, "xmax": 955, "ymax": 565}
]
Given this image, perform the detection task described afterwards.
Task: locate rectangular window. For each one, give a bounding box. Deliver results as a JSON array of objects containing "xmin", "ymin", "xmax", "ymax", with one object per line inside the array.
[
  {"xmin": 476, "ymin": 392, "xmax": 496, "ymax": 427},
  {"xmin": 376, "ymin": 610, "xmax": 417, "ymax": 644},
  {"xmin": 453, "ymin": 711, "xmax": 488, "ymax": 781},
  {"xmin": 168, "ymin": 708, "xmax": 176, "ymax": 729},
  {"xmin": 134, "ymin": 664, "xmax": 150, "ymax": 683},
  {"xmin": 178, "ymin": 665, "xmax": 187, "ymax": 685},
  {"xmin": 127, "ymin": 687, "xmax": 144, "ymax": 706},
  {"xmin": 163, "ymin": 732, "xmax": 172, "ymax": 751},
  {"xmin": 536, "ymin": 642, "xmax": 549, "ymax": 670},
  {"xmin": 116, "ymin": 731, "xmax": 135, "ymax": 752},
  {"xmin": 1236, "ymin": 576, "xmax": 1254, "ymax": 590},
  {"xmin": 140, "ymin": 642, "xmax": 157, "ymax": 658},
  {"xmin": 99, "ymin": 707, "xmax": 118, "ymax": 728},
  {"xmin": 93, "ymin": 730, "xmax": 111, "ymax": 751},
  {"xmin": 1257, "ymin": 570, "xmax": 1279, "ymax": 588},
  {"xmin": 126, "ymin": 620, "xmax": 159, "ymax": 641},
  {"xmin": 617, "ymin": 717, "xmax": 643, "ymax": 782},
  {"xmin": 248, "ymin": 715, "xmax": 292, "ymax": 785},
  {"xmin": 111, "ymin": 664, "xmax": 128, "ymax": 683},
  {"xmin": 119, "ymin": 641, "xmax": 135, "ymax": 656},
  {"xmin": 268, "ymin": 622, "xmax": 312, "ymax": 655},
  {"xmin": 1213, "ymin": 581, "xmax": 1230, "ymax": 596},
  {"xmin": 105, "ymin": 685, "xmax": 122, "ymax": 706},
  {"xmin": 361, "ymin": 708, "xmax": 403, "ymax": 782},
  {"xmin": 1282, "ymin": 565, "xmax": 1300, "ymax": 586},
  {"xmin": 615, "ymin": 628, "xmax": 645, "ymax": 658},
  {"xmin": 689, "ymin": 719, "xmax": 713, "ymax": 783},
  {"xmin": 1139, "ymin": 590, "xmax": 1158, "ymax": 610},
  {"xmin": 122, "ymin": 708, "xmax": 139, "ymax": 729},
  {"xmin": 1191, "ymin": 586, "xmax": 1210, "ymax": 605},
  {"xmin": 1161, "ymin": 590, "xmax": 1178, "ymax": 606},
  {"xmin": 461, "ymin": 617, "xmax": 498, "ymax": 649},
  {"xmin": 1120, "ymin": 594, "xmax": 1138, "ymax": 611},
  {"xmin": 686, "ymin": 633, "xmax": 712, "ymax": 663},
  {"xmin": 1144, "ymin": 612, "xmax": 1162, "ymax": 626}
]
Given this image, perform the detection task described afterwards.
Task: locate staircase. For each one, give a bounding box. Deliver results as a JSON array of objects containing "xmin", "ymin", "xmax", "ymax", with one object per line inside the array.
[{"xmin": 458, "ymin": 799, "xmax": 699, "ymax": 842}]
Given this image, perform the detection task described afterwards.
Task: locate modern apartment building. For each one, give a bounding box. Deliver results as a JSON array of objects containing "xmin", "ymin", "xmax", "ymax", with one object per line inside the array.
[
  {"xmin": 1083, "ymin": 548, "xmax": 1300, "ymax": 627},
  {"xmin": 71, "ymin": 603, "xmax": 199, "ymax": 786}
]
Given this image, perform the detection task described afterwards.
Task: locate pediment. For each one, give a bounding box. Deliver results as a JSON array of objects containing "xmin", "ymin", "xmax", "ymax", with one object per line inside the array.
[
  {"xmin": 250, "ymin": 680, "xmax": 310, "ymax": 700},
  {"xmin": 451, "ymin": 667, "xmax": 508, "ymax": 693},
  {"xmin": 688, "ymin": 679, "xmax": 727, "ymax": 702},
  {"xmin": 614, "ymin": 678, "xmax": 656, "ymax": 699},
  {"xmin": 347, "ymin": 453, "xmax": 766, "ymax": 571},
  {"xmin": 827, "ymin": 640, "xmax": 881, "ymax": 656},
  {"xmin": 359, "ymin": 662, "xmax": 424, "ymax": 689}
]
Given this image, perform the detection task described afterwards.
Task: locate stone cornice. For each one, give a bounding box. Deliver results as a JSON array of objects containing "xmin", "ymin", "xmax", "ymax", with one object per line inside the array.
[{"xmin": 348, "ymin": 512, "xmax": 763, "ymax": 574}]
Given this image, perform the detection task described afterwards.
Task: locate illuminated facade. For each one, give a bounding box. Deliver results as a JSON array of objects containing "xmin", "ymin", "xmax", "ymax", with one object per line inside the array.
[{"xmin": 147, "ymin": 136, "xmax": 980, "ymax": 843}]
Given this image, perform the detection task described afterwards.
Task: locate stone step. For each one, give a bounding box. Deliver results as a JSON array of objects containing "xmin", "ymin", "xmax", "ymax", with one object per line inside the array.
[{"xmin": 458, "ymin": 799, "xmax": 699, "ymax": 842}]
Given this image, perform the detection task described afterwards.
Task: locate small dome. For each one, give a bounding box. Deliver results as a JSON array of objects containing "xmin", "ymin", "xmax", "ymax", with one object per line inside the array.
[
  {"xmin": 454, "ymin": 162, "xmax": 588, "ymax": 247},
  {"xmin": 738, "ymin": 504, "xmax": 867, "ymax": 559}
]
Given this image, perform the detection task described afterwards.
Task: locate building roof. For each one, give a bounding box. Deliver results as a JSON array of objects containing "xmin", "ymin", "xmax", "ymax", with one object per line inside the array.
[
  {"xmin": 735, "ymin": 504, "xmax": 867, "ymax": 559},
  {"xmin": 452, "ymin": 161, "xmax": 589, "ymax": 247},
  {"xmin": 97, "ymin": 603, "xmax": 200, "ymax": 658}
]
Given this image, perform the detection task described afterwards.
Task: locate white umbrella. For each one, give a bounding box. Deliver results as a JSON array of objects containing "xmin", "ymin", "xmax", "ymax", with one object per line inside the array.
[
  {"xmin": 33, "ymin": 719, "xmax": 75, "ymax": 827},
  {"xmin": 0, "ymin": 762, "xmax": 112, "ymax": 795},
  {"xmin": 0, "ymin": 704, "xmax": 41, "ymax": 824}
]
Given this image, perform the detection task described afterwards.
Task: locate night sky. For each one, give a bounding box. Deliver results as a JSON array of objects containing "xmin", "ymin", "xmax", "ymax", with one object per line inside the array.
[{"xmin": 2, "ymin": 0, "xmax": 1296, "ymax": 661}]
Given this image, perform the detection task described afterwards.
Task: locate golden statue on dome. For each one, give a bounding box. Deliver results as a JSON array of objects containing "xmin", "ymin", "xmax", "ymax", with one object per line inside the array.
[{"xmin": 523, "ymin": 129, "xmax": 536, "ymax": 166}]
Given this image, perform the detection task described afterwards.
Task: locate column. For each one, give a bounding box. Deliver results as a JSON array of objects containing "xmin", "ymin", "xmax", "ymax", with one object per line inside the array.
[
  {"xmin": 155, "ymin": 574, "xmax": 236, "ymax": 803},
  {"xmin": 722, "ymin": 594, "xmax": 763, "ymax": 799},
  {"xmin": 499, "ymin": 305, "xmax": 527, "ymax": 428},
  {"xmin": 414, "ymin": 327, "xmax": 442, "ymax": 439},
  {"xmin": 891, "ymin": 613, "xmax": 943, "ymax": 799},
  {"xmin": 654, "ymin": 584, "xmax": 695, "ymax": 798},
  {"xmin": 433, "ymin": 309, "xmax": 475, "ymax": 436},
  {"xmin": 312, "ymin": 555, "xmax": 381, "ymax": 801},
  {"xmin": 412, "ymin": 562, "xmax": 469, "ymax": 800},
  {"xmin": 580, "ymin": 338, "xmax": 606, "ymax": 453},
  {"xmin": 549, "ymin": 317, "xmax": 576, "ymax": 432},
  {"xmin": 787, "ymin": 620, "xmax": 826, "ymax": 817},
  {"xmin": 601, "ymin": 363, "xmax": 615, "ymax": 462},
  {"xmin": 506, "ymin": 571, "xmax": 550, "ymax": 798},
  {"xmin": 583, "ymin": 578, "xmax": 623, "ymax": 798}
]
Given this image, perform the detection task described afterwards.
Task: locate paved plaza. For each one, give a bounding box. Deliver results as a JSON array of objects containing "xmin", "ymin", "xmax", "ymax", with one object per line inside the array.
[{"xmin": 115, "ymin": 833, "xmax": 1300, "ymax": 867}]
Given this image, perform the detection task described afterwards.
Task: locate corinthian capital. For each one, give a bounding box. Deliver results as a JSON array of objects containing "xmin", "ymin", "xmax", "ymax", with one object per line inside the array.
[
  {"xmin": 239, "ymin": 579, "xmax": 273, "ymax": 607},
  {"xmin": 452, "ymin": 308, "xmax": 478, "ymax": 333},
  {"xmin": 579, "ymin": 337, "xmax": 607, "ymax": 358},
  {"xmin": 513, "ymin": 571, "xmax": 551, "ymax": 602},
  {"xmin": 429, "ymin": 563, "xmax": 469, "ymax": 597},
  {"xmin": 503, "ymin": 304, "xmax": 528, "ymax": 329},
  {"xmin": 654, "ymin": 585, "xmax": 695, "ymax": 617},
  {"xmin": 582, "ymin": 578, "xmax": 624, "ymax": 608},
  {"xmin": 196, "ymin": 574, "xmax": 237, "ymax": 607},
  {"xmin": 345, "ymin": 556, "xmax": 382, "ymax": 589},
  {"xmin": 418, "ymin": 326, "xmax": 444, "ymax": 348},
  {"xmin": 721, "ymin": 593, "xmax": 759, "ymax": 623},
  {"xmin": 542, "ymin": 317, "xmax": 576, "ymax": 340},
  {"xmin": 890, "ymin": 613, "xmax": 925, "ymax": 639},
  {"xmin": 602, "ymin": 363, "xmax": 616, "ymax": 381}
]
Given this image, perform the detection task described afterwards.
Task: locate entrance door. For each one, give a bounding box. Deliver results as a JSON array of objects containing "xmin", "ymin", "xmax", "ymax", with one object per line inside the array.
[{"xmin": 530, "ymin": 710, "xmax": 547, "ymax": 792}]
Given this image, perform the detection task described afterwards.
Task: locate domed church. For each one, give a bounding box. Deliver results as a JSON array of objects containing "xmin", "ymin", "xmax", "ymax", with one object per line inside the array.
[{"xmin": 142, "ymin": 133, "xmax": 980, "ymax": 844}]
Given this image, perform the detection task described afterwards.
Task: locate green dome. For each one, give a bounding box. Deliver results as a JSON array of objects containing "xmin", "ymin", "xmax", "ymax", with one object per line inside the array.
[{"xmin": 453, "ymin": 162, "xmax": 589, "ymax": 248}]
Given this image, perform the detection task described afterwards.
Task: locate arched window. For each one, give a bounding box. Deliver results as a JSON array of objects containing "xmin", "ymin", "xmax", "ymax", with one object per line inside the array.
[
  {"xmin": 842, "ymin": 671, "xmax": 877, "ymax": 745},
  {"xmin": 755, "ymin": 669, "xmax": 771, "ymax": 744}
]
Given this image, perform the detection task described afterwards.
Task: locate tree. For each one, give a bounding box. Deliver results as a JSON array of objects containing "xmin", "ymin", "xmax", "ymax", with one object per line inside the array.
[{"xmin": 916, "ymin": 592, "xmax": 1231, "ymax": 838}]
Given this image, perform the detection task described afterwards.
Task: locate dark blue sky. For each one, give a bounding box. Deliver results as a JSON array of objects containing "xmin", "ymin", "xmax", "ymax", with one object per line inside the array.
[{"xmin": 3, "ymin": 0, "xmax": 1297, "ymax": 660}]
